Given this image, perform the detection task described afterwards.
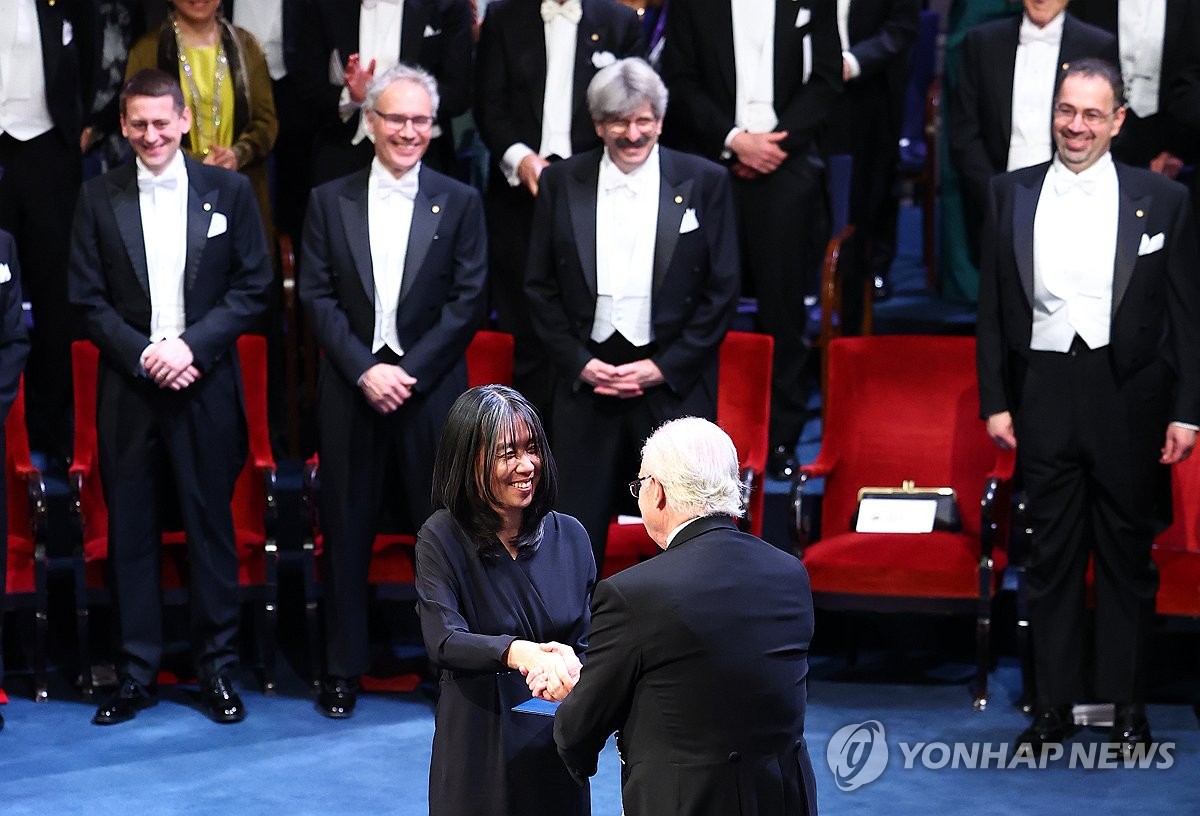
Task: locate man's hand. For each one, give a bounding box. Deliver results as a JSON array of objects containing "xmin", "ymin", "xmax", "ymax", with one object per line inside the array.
[
  {"xmin": 203, "ymin": 145, "xmax": 238, "ymax": 170},
  {"xmin": 345, "ymin": 53, "xmax": 377, "ymax": 104},
  {"xmin": 842, "ymin": 56, "xmax": 853, "ymax": 82},
  {"xmin": 730, "ymin": 161, "xmax": 761, "ymax": 180},
  {"xmin": 359, "ymin": 363, "xmax": 417, "ymax": 414},
  {"xmin": 986, "ymin": 411, "xmax": 1017, "ymax": 450},
  {"xmin": 581, "ymin": 358, "xmax": 663, "ymax": 399},
  {"xmin": 144, "ymin": 338, "xmax": 198, "ymax": 390},
  {"xmin": 729, "ymin": 130, "xmax": 789, "ymax": 175},
  {"xmin": 516, "ymin": 153, "xmax": 551, "ymax": 196},
  {"xmin": 1149, "ymin": 150, "xmax": 1184, "ymax": 180},
  {"xmin": 1160, "ymin": 423, "xmax": 1197, "ymax": 464}
]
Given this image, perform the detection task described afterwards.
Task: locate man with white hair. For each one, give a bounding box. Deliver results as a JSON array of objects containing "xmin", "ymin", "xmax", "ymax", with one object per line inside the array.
[
  {"xmin": 525, "ymin": 58, "xmax": 739, "ymax": 575},
  {"xmin": 550, "ymin": 417, "xmax": 818, "ymax": 815}
]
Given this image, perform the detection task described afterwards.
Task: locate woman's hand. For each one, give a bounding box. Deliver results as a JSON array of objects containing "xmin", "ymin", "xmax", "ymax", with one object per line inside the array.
[{"xmin": 507, "ymin": 640, "xmax": 581, "ymax": 701}]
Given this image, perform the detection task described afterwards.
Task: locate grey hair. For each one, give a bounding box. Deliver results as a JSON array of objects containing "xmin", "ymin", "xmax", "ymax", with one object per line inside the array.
[
  {"xmin": 364, "ymin": 62, "xmax": 441, "ymax": 119},
  {"xmin": 586, "ymin": 57, "xmax": 668, "ymax": 122},
  {"xmin": 641, "ymin": 417, "xmax": 746, "ymax": 520}
]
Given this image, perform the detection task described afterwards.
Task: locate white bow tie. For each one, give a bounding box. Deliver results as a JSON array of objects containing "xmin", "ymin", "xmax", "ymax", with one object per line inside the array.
[
  {"xmin": 377, "ymin": 171, "xmax": 419, "ymax": 200},
  {"xmin": 541, "ymin": 0, "xmax": 582, "ymax": 24},
  {"xmin": 1054, "ymin": 173, "xmax": 1096, "ymax": 196},
  {"xmin": 1019, "ymin": 22, "xmax": 1059, "ymax": 47},
  {"xmin": 138, "ymin": 172, "xmax": 181, "ymax": 193}
]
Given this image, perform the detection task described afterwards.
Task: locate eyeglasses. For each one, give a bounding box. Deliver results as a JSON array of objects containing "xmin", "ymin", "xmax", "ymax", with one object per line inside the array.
[
  {"xmin": 1052, "ymin": 103, "xmax": 1116, "ymax": 126},
  {"xmin": 628, "ymin": 474, "xmax": 652, "ymax": 498},
  {"xmin": 603, "ymin": 115, "xmax": 659, "ymax": 135},
  {"xmin": 370, "ymin": 110, "xmax": 435, "ymax": 132}
]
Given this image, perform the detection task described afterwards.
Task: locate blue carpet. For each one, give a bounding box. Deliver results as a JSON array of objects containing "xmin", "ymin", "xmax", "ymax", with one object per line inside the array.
[{"xmin": 3, "ymin": 662, "xmax": 1197, "ymax": 814}]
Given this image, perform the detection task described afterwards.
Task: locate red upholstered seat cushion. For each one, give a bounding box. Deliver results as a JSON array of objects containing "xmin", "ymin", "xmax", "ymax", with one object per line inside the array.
[
  {"xmin": 368, "ymin": 533, "xmax": 417, "ymax": 584},
  {"xmin": 802, "ymin": 531, "xmax": 1008, "ymax": 599},
  {"xmin": 5, "ymin": 534, "xmax": 36, "ymax": 594},
  {"xmin": 602, "ymin": 521, "xmax": 658, "ymax": 578}
]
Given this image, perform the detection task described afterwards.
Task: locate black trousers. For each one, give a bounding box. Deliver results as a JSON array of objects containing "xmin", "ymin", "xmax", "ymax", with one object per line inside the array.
[
  {"xmin": 732, "ymin": 151, "xmax": 827, "ymax": 448},
  {"xmin": 98, "ymin": 364, "xmax": 246, "ymax": 687},
  {"xmin": 0, "ymin": 131, "xmax": 80, "ymax": 456},
  {"xmin": 316, "ymin": 359, "xmax": 463, "ymax": 678},
  {"xmin": 1016, "ymin": 340, "xmax": 1167, "ymax": 707}
]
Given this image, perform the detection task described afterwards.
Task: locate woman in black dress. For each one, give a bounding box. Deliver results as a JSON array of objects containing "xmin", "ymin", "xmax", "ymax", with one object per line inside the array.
[{"xmin": 416, "ymin": 385, "xmax": 596, "ymax": 816}]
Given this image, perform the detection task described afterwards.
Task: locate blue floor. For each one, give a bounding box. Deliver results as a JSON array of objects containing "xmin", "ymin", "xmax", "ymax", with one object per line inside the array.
[{"xmin": 3, "ymin": 660, "xmax": 1197, "ymax": 814}]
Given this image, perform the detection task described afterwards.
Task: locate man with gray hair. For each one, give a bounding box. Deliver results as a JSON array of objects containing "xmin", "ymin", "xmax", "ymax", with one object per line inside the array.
[
  {"xmin": 525, "ymin": 58, "xmax": 740, "ymax": 574},
  {"xmin": 549, "ymin": 417, "xmax": 818, "ymax": 815},
  {"xmin": 300, "ymin": 62, "xmax": 487, "ymax": 719}
]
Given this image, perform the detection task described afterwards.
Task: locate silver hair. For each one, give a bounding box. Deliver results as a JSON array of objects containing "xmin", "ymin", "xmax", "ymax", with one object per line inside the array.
[
  {"xmin": 364, "ymin": 62, "xmax": 441, "ymax": 119},
  {"xmin": 641, "ymin": 417, "xmax": 746, "ymax": 520},
  {"xmin": 586, "ymin": 57, "xmax": 668, "ymax": 122}
]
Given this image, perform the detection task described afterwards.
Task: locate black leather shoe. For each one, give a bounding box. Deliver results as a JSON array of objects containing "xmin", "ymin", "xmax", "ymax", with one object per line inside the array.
[
  {"xmin": 317, "ymin": 677, "xmax": 359, "ymax": 719},
  {"xmin": 1015, "ymin": 705, "xmax": 1076, "ymax": 754},
  {"xmin": 202, "ymin": 675, "xmax": 245, "ymax": 724},
  {"xmin": 93, "ymin": 677, "xmax": 157, "ymax": 725},
  {"xmin": 769, "ymin": 443, "xmax": 799, "ymax": 480},
  {"xmin": 1110, "ymin": 703, "xmax": 1152, "ymax": 757}
]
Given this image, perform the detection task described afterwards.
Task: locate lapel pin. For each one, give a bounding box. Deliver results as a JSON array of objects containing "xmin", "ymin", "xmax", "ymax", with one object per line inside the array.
[
  {"xmin": 674, "ymin": 195, "xmax": 683, "ymax": 204},
  {"xmin": 1061, "ymin": 62, "xmax": 1069, "ymax": 70},
  {"xmin": 591, "ymin": 33, "xmax": 600, "ymax": 41},
  {"xmin": 1136, "ymin": 209, "xmax": 1144, "ymax": 217},
  {"xmin": 203, "ymin": 202, "xmax": 212, "ymax": 211},
  {"xmin": 432, "ymin": 205, "xmax": 440, "ymax": 213}
]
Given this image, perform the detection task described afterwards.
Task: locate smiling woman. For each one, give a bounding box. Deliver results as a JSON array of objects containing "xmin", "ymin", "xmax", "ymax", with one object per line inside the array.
[{"xmin": 414, "ymin": 385, "xmax": 596, "ymax": 816}]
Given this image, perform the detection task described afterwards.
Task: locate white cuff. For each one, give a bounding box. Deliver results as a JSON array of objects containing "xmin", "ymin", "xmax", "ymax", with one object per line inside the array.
[
  {"xmin": 1171, "ymin": 421, "xmax": 1200, "ymax": 432},
  {"xmin": 843, "ymin": 51, "xmax": 862, "ymax": 80},
  {"xmin": 500, "ymin": 143, "xmax": 536, "ymax": 187},
  {"xmin": 338, "ymin": 85, "xmax": 361, "ymax": 122}
]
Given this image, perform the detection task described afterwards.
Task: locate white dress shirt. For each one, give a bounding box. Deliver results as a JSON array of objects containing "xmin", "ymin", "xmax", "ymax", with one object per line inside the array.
[
  {"xmin": 138, "ymin": 152, "xmax": 190, "ymax": 356},
  {"xmin": 1031, "ymin": 153, "xmax": 1119, "ymax": 352},
  {"xmin": 837, "ymin": 0, "xmax": 862, "ymax": 79},
  {"xmin": 1007, "ymin": 12, "xmax": 1063, "ymax": 172},
  {"xmin": 367, "ymin": 158, "xmax": 417, "ymax": 357},
  {"xmin": 500, "ymin": 9, "xmax": 578, "ymax": 186},
  {"xmin": 0, "ymin": 0, "xmax": 55, "ymax": 140},
  {"xmin": 1118, "ymin": 0, "xmax": 1167, "ymax": 118},
  {"xmin": 729, "ymin": 0, "xmax": 778, "ymax": 138},
  {"xmin": 592, "ymin": 147, "xmax": 659, "ymax": 347},
  {"xmin": 234, "ymin": 0, "xmax": 288, "ymax": 81},
  {"xmin": 346, "ymin": 0, "xmax": 405, "ymax": 145}
]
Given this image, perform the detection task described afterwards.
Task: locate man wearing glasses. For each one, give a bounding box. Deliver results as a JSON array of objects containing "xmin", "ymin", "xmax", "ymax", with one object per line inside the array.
[
  {"xmin": 977, "ymin": 58, "xmax": 1200, "ymax": 757},
  {"xmin": 300, "ymin": 63, "xmax": 487, "ymax": 719},
  {"xmin": 525, "ymin": 57, "xmax": 739, "ymax": 575}
]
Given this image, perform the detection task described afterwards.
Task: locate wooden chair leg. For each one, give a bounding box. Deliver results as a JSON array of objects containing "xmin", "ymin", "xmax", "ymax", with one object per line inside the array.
[
  {"xmin": 261, "ymin": 545, "xmax": 279, "ymax": 695},
  {"xmin": 34, "ymin": 556, "xmax": 48, "ymax": 702},
  {"xmin": 302, "ymin": 548, "xmax": 322, "ymax": 690}
]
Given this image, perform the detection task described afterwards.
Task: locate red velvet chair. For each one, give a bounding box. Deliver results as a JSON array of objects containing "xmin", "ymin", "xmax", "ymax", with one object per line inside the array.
[
  {"xmin": 790, "ymin": 335, "xmax": 1015, "ymax": 709},
  {"xmin": 70, "ymin": 335, "xmax": 280, "ymax": 696},
  {"xmin": 3, "ymin": 376, "xmax": 49, "ymax": 701},
  {"xmin": 300, "ymin": 330, "xmax": 515, "ymax": 686},
  {"xmin": 602, "ymin": 331, "xmax": 774, "ymax": 578}
]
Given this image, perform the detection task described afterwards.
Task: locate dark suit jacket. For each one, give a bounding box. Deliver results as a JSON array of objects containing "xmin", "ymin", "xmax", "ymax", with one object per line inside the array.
[
  {"xmin": 1070, "ymin": 0, "xmax": 1196, "ymax": 162},
  {"xmin": 0, "ymin": 232, "xmax": 30, "ymax": 424},
  {"xmin": 524, "ymin": 146, "xmax": 739, "ymax": 408},
  {"xmin": 976, "ymin": 159, "xmax": 1200, "ymax": 428},
  {"xmin": 844, "ymin": 0, "xmax": 919, "ymax": 129},
  {"xmin": 68, "ymin": 158, "xmax": 273, "ymax": 379},
  {"xmin": 474, "ymin": 0, "xmax": 644, "ymax": 165},
  {"xmin": 301, "ymin": 0, "xmax": 473, "ymax": 137},
  {"xmin": 660, "ymin": 0, "xmax": 842, "ymax": 159},
  {"xmin": 298, "ymin": 165, "xmax": 487, "ymax": 394},
  {"xmin": 33, "ymin": 0, "xmax": 97, "ymax": 145},
  {"xmin": 949, "ymin": 13, "xmax": 1119, "ymax": 223},
  {"xmin": 555, "ymin": 515, "xmax": 818, "ymax": 816}
]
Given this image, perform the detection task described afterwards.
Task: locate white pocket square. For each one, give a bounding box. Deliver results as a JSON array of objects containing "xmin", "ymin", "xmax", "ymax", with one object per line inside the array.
[
  {"xmin": 62, "ymin": 20, "xmax": 73, "ymax": 46},
  {"xmin": 1138, "ymin": 232, "xmax": 1164, "ymax": 256},
  {"xmin": 423, "ymin": 25, "xmax": 441, "ymax": 37},
  {"xmin": 207, "ymin": 212, "xmax": 228, "ymax": 238},
  {"xmin": 0, "ymin": 263, "xmax": 10, "ymax": 284},
  {"xmin": 795, "ymin": 7, "xmax": 811, "ymax": 27},
  {"xmin": 591, "ymin": 50, "xmax": 616, "ymax": 69},
  {"xmin": 679, "ymin": 208, "xmax": 699, "ymax": 234}
]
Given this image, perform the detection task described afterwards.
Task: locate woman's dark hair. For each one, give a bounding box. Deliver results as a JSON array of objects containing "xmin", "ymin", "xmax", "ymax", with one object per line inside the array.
[{"xmin": 431, "ymin": 385, "xmax": 558, "ymax": 557}]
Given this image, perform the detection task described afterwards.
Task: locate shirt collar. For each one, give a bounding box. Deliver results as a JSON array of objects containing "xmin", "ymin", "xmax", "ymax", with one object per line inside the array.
[
  {"xmin": 135, "ymin": 150, "xmax": 187, "ymax": 187},
  {"xmin": 1019, "ymin": 11, "xmax": 1066, "ymax": 45},
  {"xmin": 665, "ymin": 516, "xmax": 703, "ymax": 548},
  {"xmin": 369, "ymin": 157, "xmax": 421, "ymax": 197},
  {"xmin": 599, "ymin": 144, "xmax": 660, "ymax": 194},
  {"xmin": 1050, "ymin": 150, "xmax": 1116, "ymax": 186}
]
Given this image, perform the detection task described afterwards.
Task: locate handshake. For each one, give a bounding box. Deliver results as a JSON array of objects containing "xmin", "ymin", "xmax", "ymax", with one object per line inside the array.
[{"xmin": 507, "ymin": 640, "xmax": 581, "ymax": 702}]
